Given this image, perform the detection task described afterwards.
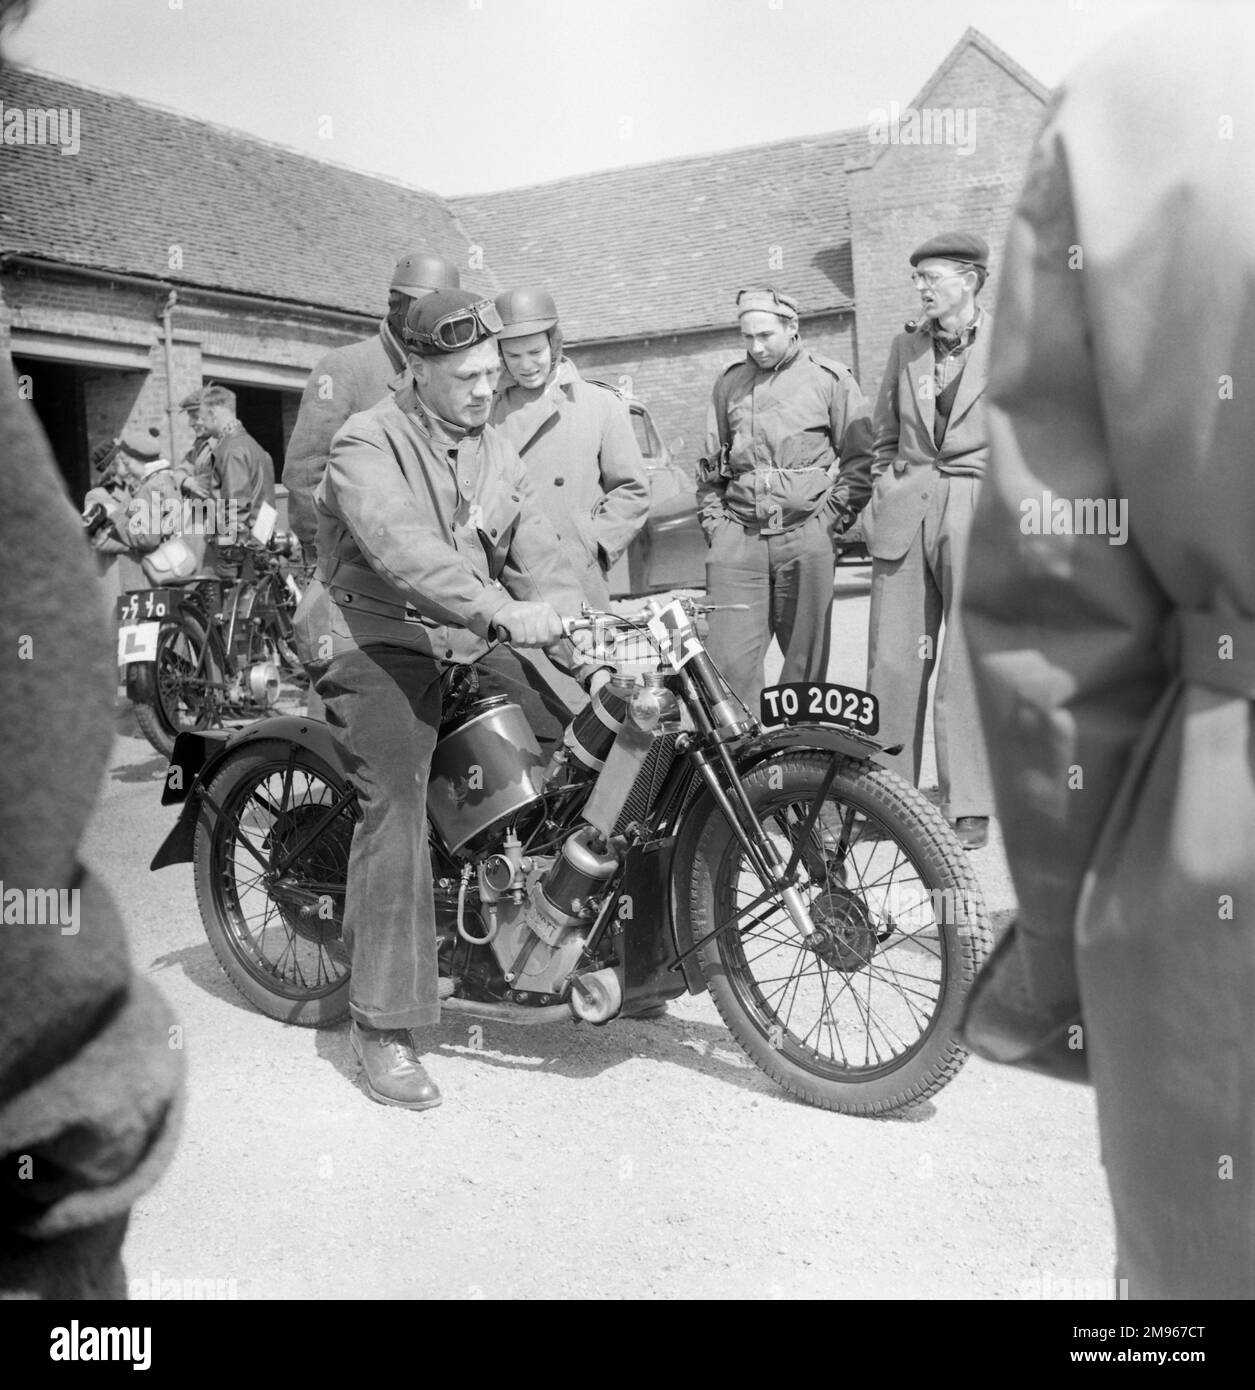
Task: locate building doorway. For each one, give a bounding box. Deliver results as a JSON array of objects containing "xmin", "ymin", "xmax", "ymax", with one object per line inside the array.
[
  {"xmin": 12, "ymin": 356, "xmax": 90, "ymax": 504},
  {"xmin": 217, "ymin": 382, "xmax": 289, "ymax": 468}
]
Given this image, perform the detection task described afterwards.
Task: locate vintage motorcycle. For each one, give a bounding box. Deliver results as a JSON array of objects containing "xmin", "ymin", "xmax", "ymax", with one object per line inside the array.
[
  {"xmin": 151, "ymin": 597, "xmax": 990, "ymax": 1115},
  {"xmin": 117, "ymin": 531, "xmax": 306, "ymax": 758}
]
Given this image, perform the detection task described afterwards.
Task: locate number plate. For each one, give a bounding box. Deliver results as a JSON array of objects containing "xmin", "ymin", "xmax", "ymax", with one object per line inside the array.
[
  {"xmin": 115, "ymin": 589, "xmax": 175, "ymax": 666},
  {"xmin": 760, "ymin": 682, "xmax": 879, "ymax": 735},
  {"xmin": 116, "ymin": 588, "xmax": 177, "ymax": 624}
]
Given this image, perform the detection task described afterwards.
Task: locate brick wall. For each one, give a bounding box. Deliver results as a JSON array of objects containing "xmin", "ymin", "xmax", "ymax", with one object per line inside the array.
[
  {"xmin": 1, "ymin": 270, "xmax": 363, "ymax": 464},
  {"xmin": 848, "ymin": 45, "xmax": 1046, "ymax": 404},
  {"xmin": 569, "ymin": 311, "xmax": 857, "ymax": 479}
]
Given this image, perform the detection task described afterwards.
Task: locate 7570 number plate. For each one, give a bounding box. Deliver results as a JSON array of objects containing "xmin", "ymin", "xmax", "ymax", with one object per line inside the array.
[
  {"xmin": 116, "ymin": 588, "xmax": 177, "ymax": 624},
  {"xmin": 760, "ymin": 682, "xmax": 879, "ymax": 734}
]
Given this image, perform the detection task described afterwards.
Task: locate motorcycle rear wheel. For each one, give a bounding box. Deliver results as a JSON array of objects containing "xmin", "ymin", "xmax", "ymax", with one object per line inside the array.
[
  {"xmin": 133, "ymin": 610, "xmax": 220, "ymax": 757},
  {"xmin": 687, "ymin": 752, "xmax": 990, "ymax": 1116},
  {"xmin": 193, "ymin": 739, "xmax": 355, "ymax": 1026}
]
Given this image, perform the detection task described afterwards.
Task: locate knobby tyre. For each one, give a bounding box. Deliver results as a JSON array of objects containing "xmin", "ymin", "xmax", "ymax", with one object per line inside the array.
[
  {"xmin": 687, "ymin": 752, "xmax": 991, "ymax": 1115},
  {"xmin": 193, "ymin": 739, "xmax": 356, "ymax": 1026}
]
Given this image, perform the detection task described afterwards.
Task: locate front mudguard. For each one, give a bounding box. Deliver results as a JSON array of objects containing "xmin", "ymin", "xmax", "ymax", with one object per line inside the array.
[
  {"xmin": 667, "ymin": 722, "xmax": 897, "ymax": 994},
  {"xmin": 151, "ymin": 714, "xmax": 348, "ymax": 870}
]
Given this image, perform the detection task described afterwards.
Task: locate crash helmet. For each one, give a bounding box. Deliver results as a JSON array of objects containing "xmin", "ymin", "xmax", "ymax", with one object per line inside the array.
[
  {"xmin": 390, "ymin": 251, "xmax": 461, "ymax": 298},
  {"xmin": 494, "ymin": 288, "xmax": 559, "ymax": 339}
]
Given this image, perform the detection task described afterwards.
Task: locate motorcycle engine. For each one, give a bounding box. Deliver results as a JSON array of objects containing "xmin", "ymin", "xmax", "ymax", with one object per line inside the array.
[
  {"xmin": 228, "ymin": 660, "xmax": 281, "ymax": 707},
  {"xmin": 481, "ymin": 826, "xmax": 619, "ymax": 999}
]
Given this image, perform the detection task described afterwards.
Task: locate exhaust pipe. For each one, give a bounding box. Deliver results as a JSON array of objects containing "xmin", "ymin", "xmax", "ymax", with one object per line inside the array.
[{"xmin": 440, "ymin": 997, "xmax": 573, "ymax": 1026}]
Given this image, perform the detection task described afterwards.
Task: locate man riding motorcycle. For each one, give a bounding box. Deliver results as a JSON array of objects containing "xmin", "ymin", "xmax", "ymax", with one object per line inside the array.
[{"xmin": 295, "ymin": 288, "xmax": 607, "ymax": 1112}]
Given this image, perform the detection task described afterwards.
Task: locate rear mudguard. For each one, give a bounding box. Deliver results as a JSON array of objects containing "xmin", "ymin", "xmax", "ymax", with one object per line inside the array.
[
  {"xmin": 151, "ymin": 715, "xmax": 347, "ymax": 870},
  {"xmin": 125, "ymin": 660, "xmax": 155, "ymax": 703},
  {"xmin": 126, "ymin": 594, "xmax": 223, "ymax": 708},
  {"xmin": 666, "ymin": 722, "xmax": 895, "ymax": 995}
]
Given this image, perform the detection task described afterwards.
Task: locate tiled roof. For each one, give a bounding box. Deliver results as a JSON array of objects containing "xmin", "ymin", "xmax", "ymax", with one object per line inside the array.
[
  {"xmin": 0, "ymin": 67, "xmax": 494, "ymax": 315},
  {"xmin": 452, "ymin": 128, "xmax": 865, "ymax": 344},
  {"xmin": 0, "ymin": 28, "xmax": 1044, "ymax": 340}
]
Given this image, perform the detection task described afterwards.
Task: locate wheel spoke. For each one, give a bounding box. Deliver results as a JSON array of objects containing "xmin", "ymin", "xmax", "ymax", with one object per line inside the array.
[
  {"xmin": 209, "ymin": 755, "xmax": 354, "ymax": 1003},
  {"xmin": 712, "ymin": 773, "xmax": 967, "ymax": 1085}
]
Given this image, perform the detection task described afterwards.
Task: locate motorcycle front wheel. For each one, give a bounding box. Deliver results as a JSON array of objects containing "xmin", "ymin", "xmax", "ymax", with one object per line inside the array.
[
  {"xmin": 193, "ymin": 738, "xmax": 355, "ymax": 1026},
  {"xmin": 686, "ymin": 752, "xmax": 991, "ymax": 1116}
]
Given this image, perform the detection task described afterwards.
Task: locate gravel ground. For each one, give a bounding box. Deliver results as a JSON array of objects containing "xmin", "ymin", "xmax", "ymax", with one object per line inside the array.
[{"xmin": 87, "ymin": 564, "xmax": 1116, "ymax": 1300}]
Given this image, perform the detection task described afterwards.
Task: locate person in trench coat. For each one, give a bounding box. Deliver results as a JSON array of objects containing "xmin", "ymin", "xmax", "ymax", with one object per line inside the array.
[
  {"xmin": 960, "ymin": 4, "xmax": 1255, "ymax": 1299},
  {"xmin": 489, "ymin": 287, "xmax": 648, "ymax": 610}
]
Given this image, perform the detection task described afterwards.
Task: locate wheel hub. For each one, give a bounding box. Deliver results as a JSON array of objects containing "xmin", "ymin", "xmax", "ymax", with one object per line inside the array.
[
  {"xmin": 806, "ymin": 885, "xmax": 877, "ymax": 973},
  {"xmin": 264, "ymin": 804, "xmax": 351, "ymax": 949}
]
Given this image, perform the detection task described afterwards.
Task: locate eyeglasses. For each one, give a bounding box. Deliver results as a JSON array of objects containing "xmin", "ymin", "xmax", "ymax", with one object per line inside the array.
[
  {"xmin": 910, "ymin": 266, "xmax": 974, "ymax": 289},
  {"xmin": 407, "ymin": 298, "xmax": 504, "ymax": 353}
]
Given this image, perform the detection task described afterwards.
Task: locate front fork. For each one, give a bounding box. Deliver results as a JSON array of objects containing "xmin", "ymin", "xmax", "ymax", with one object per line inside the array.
[{"xmin": 677, "ymin": 659, "xmax": 823, "ymax": 948}]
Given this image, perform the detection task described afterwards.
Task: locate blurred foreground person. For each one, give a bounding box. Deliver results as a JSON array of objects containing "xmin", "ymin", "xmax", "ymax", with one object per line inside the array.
[
  {"xmin": 961, "ymin": 6, "xmax": 1255, "ymax": 1299},
  {"xmin": 0, "ymin": 0, "xmax": 179, "ymax": 1305},
  {"xmin": 0, "ymin": 355, "xmax": 183, "ymax": 1297}
]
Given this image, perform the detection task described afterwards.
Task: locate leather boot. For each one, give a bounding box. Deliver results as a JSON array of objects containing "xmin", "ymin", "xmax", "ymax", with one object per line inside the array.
[{"xmin": 350, "ymin": 1022, "xmax": 442, "ymax": 1110}]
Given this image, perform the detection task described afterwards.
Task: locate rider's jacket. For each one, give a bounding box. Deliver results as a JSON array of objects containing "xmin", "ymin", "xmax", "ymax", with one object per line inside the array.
[
  {"xmin": 299, "ymin": 372, "xmax": 595, "ymax": 673},
  {"xmin": 697, "ymin": 343, "xmax": 874, "ymax": 538}
]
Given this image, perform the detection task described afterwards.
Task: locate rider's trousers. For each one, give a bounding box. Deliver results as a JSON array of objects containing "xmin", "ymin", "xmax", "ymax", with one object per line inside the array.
[{"xmin": 317, "ymin": 644, "xmax": 569, "ymax": 1031}]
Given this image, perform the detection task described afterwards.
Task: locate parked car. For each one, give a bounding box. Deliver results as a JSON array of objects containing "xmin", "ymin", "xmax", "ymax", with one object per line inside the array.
[
  {"xmin": 602, "ymin": 388, "xmax": 867, "ymax": 596},
  {"xmin": 599, "ymin": 389, "xmax": 706, "ymax": 598}
]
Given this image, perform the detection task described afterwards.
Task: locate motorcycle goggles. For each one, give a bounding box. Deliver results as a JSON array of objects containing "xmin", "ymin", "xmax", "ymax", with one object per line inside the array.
[{"xmin": 405, "ymin": 298, "xmax": 504, "ymax": 354}]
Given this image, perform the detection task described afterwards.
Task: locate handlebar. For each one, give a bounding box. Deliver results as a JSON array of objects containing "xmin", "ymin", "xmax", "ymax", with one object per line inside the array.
[
  {"xmin": 489, "ymin": 599, "xmax": 748, "ymax": 651},
  {"xmin": 561, "ymin": 599, "xmax": 748, "ymax": 638}
]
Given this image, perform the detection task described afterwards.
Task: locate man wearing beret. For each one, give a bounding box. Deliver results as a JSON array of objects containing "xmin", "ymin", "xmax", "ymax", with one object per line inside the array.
[
  {"xmin": 862, "ymin": 232, "xmax": 995, "ymax": 849},
  {"xmin": 301, "ymin": 288, "xmax": 606, "ymax": 1111},
  {"xmin": 284, "ymin": 250, "xmax": 462, "ymax": 565},
  {"xmin": 698, "ymin": 287, "xmax": 874, "ymax": 708}
]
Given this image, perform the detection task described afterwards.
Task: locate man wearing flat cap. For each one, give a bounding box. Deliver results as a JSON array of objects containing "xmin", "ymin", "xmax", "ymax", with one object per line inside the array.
[
  {"xmin": 284, "ymin": 249, "xmax": 462, "ymax": 564},
  {"xmin": 170, "ymin": 384, "xmax": 214, "ymax": 497},
  {"xmin": 297, "ymin": 288, "xmax": 606, "ymax": 1112},
  {"xmin": 698, "ymin": 286, "xmax": 874, "ymax": 708},
  {"xmin": 862, "ymin": 231, "xmax": 995, "ymax": 848}
]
